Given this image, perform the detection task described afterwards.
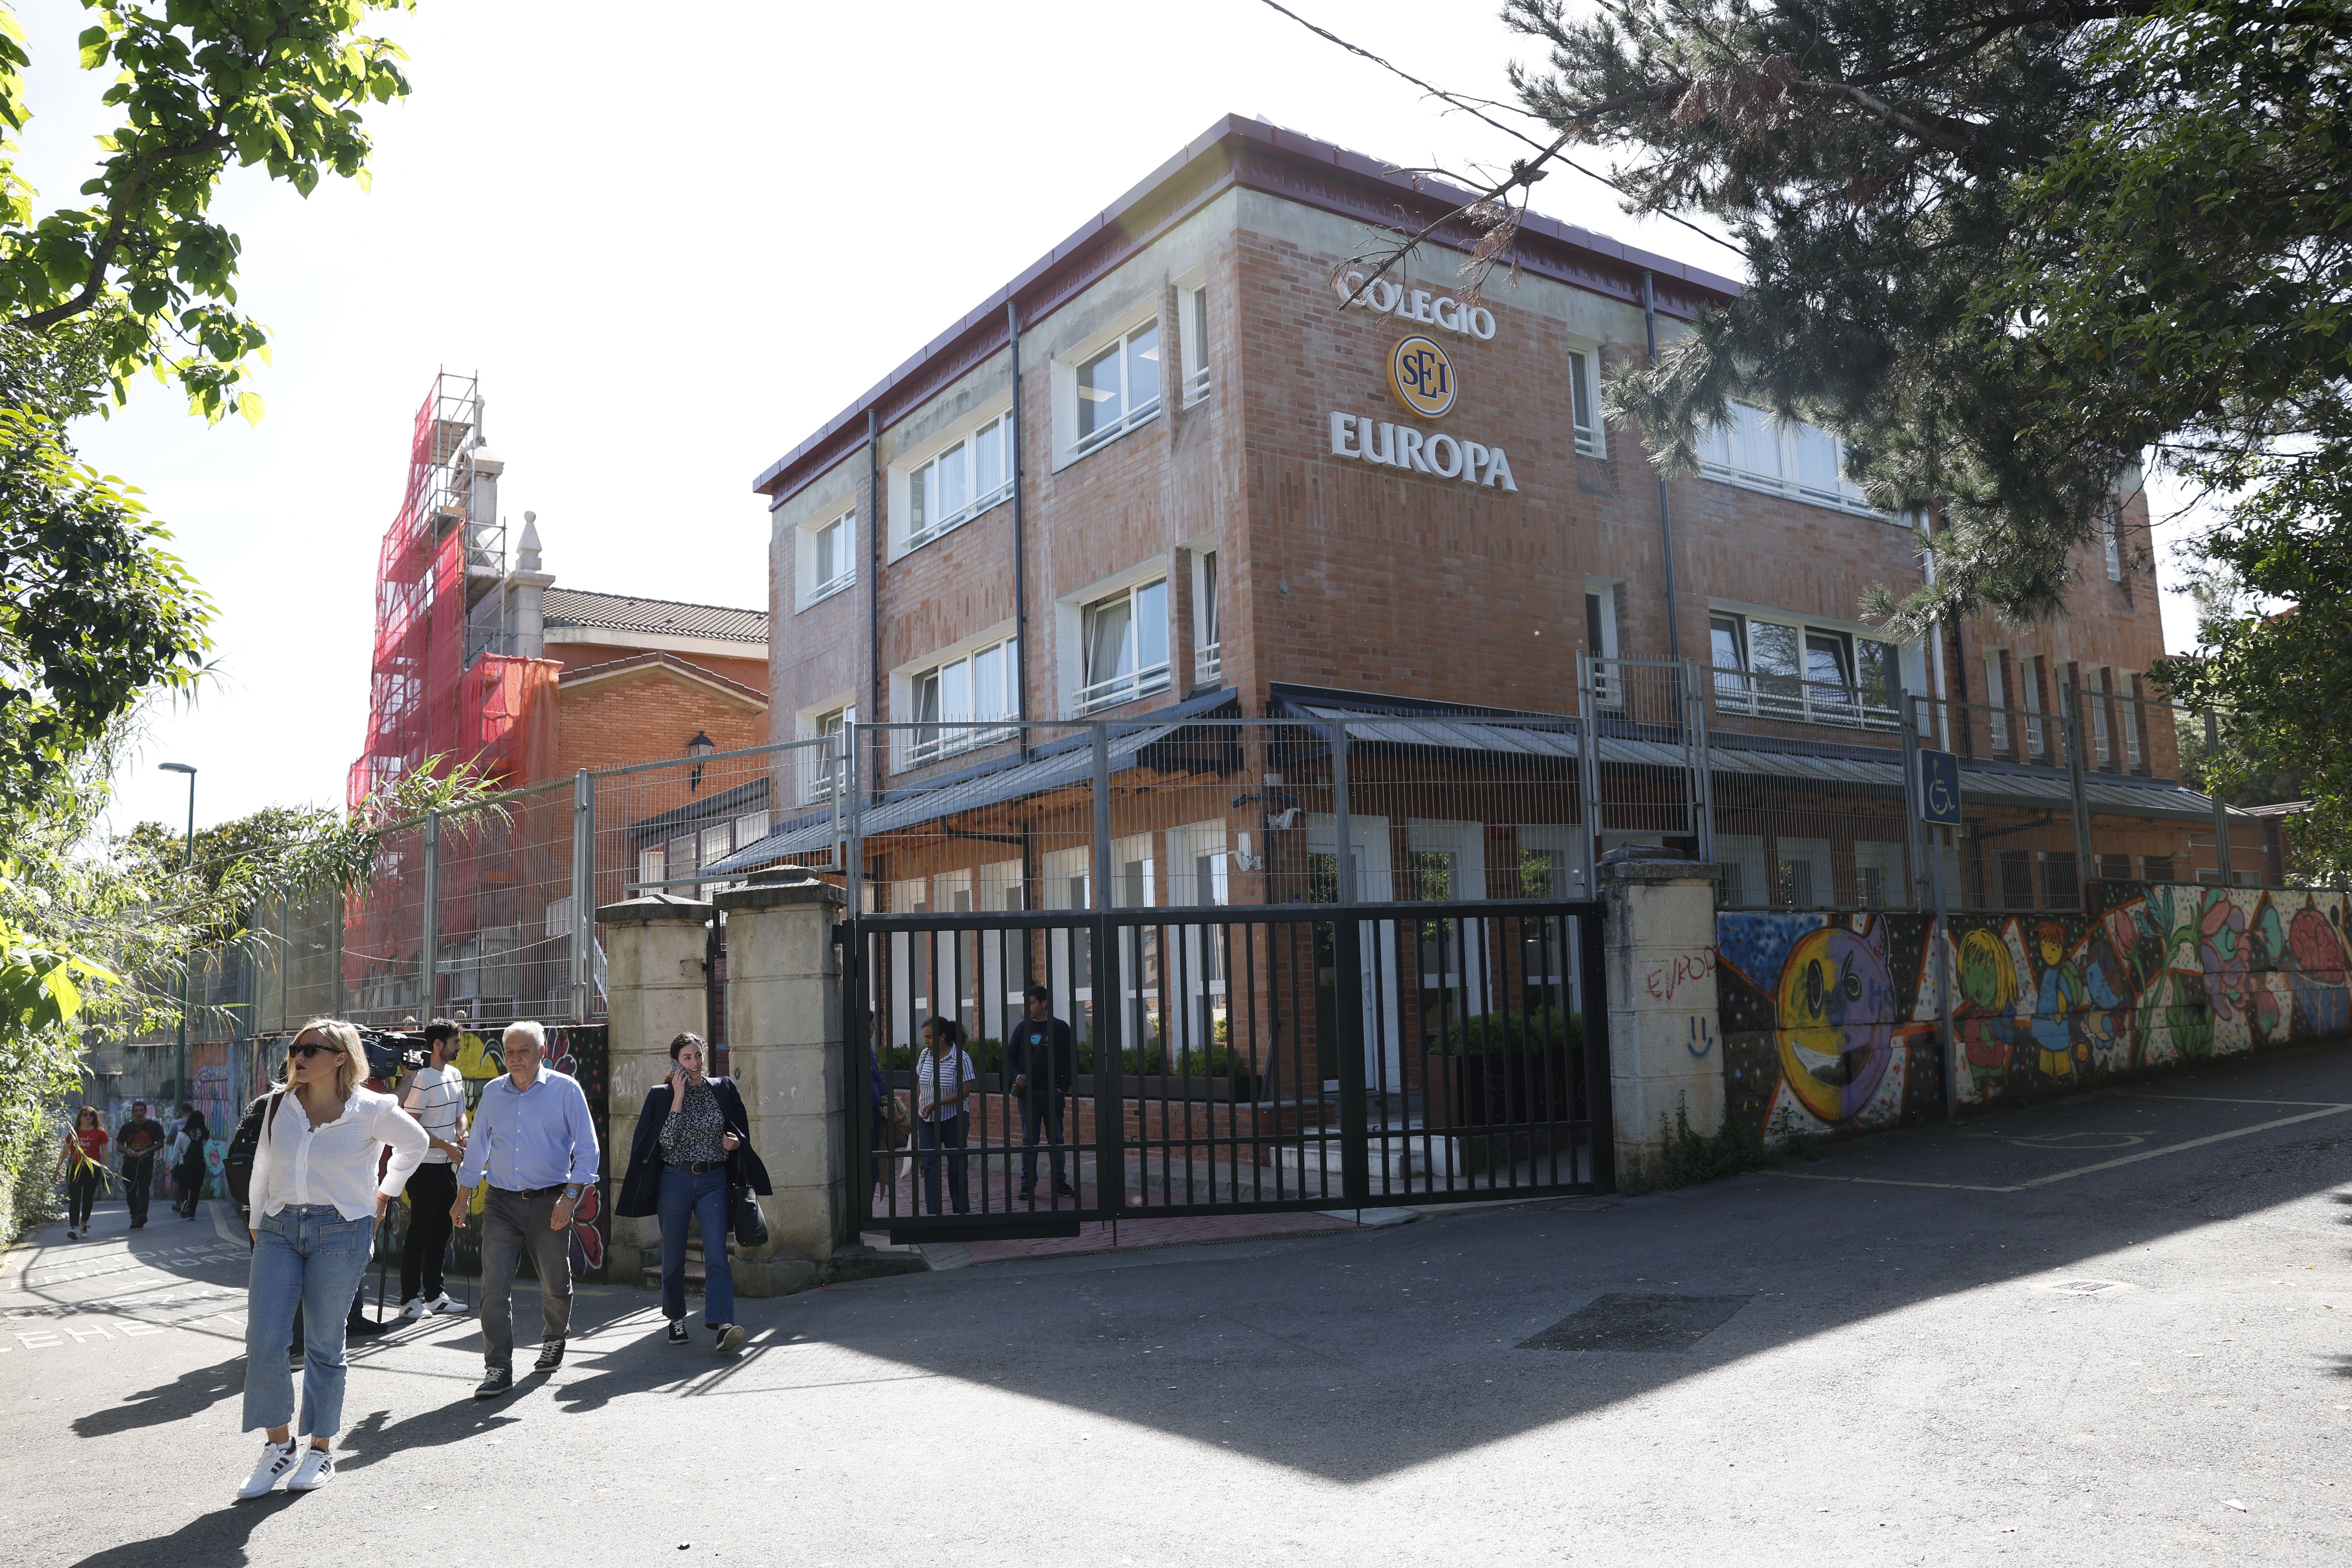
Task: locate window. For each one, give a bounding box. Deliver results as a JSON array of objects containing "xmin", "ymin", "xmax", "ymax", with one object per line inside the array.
[
  {"xmin": 1077, "ymin": 579, "xmax": 1169, "ymax": 713},
  {"xmin": 2120, "ymin": 673, "xmax": 2143, "ymax": 768},
  {"xmin": 908, "ymin": 637, "xmax": 1018, "ymax": 766},
  {"xmin": 1182, "ymin": 287, "xmax": 1210, "ymax": 406},
  {"xmin": 2142, "ymin": 853, "xmax": 2177, "ymax": 883},
  {"xmin": 1998, "ymin": 851, "xmax": 2035, "ymax": 910},
  {"xmin": 1710, "ymin": 610, "xmax": 1900, "ymax": 729},
  {"xmin": 2100, "ymin": 504, "xmax": 2123, "ymax": 581},
  {"xmin": 1695, "ymin": 401, "xmax": 1875, "ymax": 515},
  {"xmin": 2041, "ymin": 851, "xmax": 2080, "ymax": 910},
  {"xmin": 805, "ymin": 704, "xmax": 853, "ymax": 802},
  {"xmin": 2020, "ymin": 656, "xmax": 2047, "ymax": 759},
  {"xmin": 638, "ymin": 848, "xmax": 665, "ymax": 890},
  {"xmin": 809, "ymin": 510, "xmax": 854, "ymax": 602},
  {"xmin": 1195, "ymin": 551, "xmax": 1220, "ymax": 684},
  {"xmin": 1983, "ymin": 652, "xmax": 2010, "ymax": 751},
  {"xmin": 904, "ymin": 413, "xmax": 1012, "ymax": 553},
  {"xmin": 1568, "ymin": 350, "xmax": 1602, "ymax": 457},
  {"xmin": 2096, "ymin": 853, "xmax": 2135, "ymax": 881},
  {"xmin": 1855, "ymin": 842, "xmax": 1906, "ymax": 909},
  {"xmin": 699, "ymin": 824, "xmax": 733, "ymax": 897},
  {"xmin": 2089, "ymin": 668, "xmax": 2112, "ymax": 767},
  {"xmin": 545, "ymin": 894, "xmax": 574, "ymax": 942},
  {"xmin": 1072, "ymin": 319, "xmax": 1161, "ymax": 457},
  {"xmin": 1587, "ymin": 583, "xmax": 1620, "ymax": 706}
]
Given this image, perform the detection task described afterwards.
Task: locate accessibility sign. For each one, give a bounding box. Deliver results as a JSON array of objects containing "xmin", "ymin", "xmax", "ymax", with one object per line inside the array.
[{"xmin": 1917, "ymin": 748, "xmax": 1962, "ymax": 827}]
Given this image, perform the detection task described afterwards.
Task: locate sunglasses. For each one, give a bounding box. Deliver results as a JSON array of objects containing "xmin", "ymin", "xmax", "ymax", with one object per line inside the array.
[{"xmin": 289, "ymin": 1041, "xmax": 337, "ymax": 1060}]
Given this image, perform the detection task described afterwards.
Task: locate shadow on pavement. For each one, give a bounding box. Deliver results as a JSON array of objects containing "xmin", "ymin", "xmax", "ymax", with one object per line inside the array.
[
  {"xmin": 71, "ymin": 1353, "xmax": 246, "ymax": 1439},
  {"xmin": 68, "ymin": 1491, "xmax": 303, "ymax": 1567}
]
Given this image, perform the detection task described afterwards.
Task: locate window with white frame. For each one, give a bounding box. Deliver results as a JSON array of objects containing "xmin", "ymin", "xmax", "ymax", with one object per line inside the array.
[
  {"xmin": 1983, "ymin": 651, "xmax": 2011, "ymax": 751},
  {"xmin": 2019, "ymin": 654, "xmax": 2047, "ymax": 757},
  {"xmin": 1070, "ymin": 318, "xmax": 1161, "ymax": 457},
  {"xmin": 1567, "ymin": 350, "xmax": 1603, "ymax": 457},
  {"xmin": 2100, "ymin": 503, "xmax": 2123, "ymax": 581},
  {"xmin": 1695, "ymin": 402, "xmax": 1875, "ymax": 515},
  {"xmin": 638, "ymin": 848, "xmax": 665, "ymax": 891},
  {"xmin": 2090, "ymin": 667, "xmax": 2113, "ymax": 766},
  {"xmin": 1711, "ymin": 610, "xmax": 1902, "ymax": 729},
  {"xmin": 1195, "ymin": 551, "xmax": 1220, "ymax": 684},
  {"xmin": 2120, "ymin": 673, "xmax": 2143, "ymax": 767},
  {"xmin": 805, "ymin": 704, "xmax": 853, "ymax": 802},
  {"xmin": 802, "ymin": 508, "xmax": 855, "ymax": 605},
  {"xmin": 1586, "ymin": 581, "xmax": 1621, "ymax": 706},
  {"xmin": 1077, "ymin": 578, "xmax": 1169, "ymax": 713},
  {"xmin": 907, "ymin": 636, "xmax": 1018, "ymax": 766},
  {"xmin": 903, "ymin": 412, "xmax": 1013, "ymax": 553},
  {"xmin": 1182, "ymin": 286, "xmax": 1210, "ymax": 406}
]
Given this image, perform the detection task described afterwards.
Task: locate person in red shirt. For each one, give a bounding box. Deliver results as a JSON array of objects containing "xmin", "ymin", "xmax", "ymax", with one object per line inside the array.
[{"xmin": 54, "ymin": 1107, "xmax": 109, "ymax": 1240}]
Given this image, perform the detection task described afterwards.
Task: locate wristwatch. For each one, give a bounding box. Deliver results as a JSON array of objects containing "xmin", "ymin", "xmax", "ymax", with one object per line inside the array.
[{"xmin": 561, "ymin": 1185, "xmax": 581, "ymax": 1202}]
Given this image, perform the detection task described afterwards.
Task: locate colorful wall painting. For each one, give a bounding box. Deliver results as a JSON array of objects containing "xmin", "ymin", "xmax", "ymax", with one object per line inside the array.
[{"xmin": 1717, "ymin": 883, "xmax": 2352, "ymax": 1140}]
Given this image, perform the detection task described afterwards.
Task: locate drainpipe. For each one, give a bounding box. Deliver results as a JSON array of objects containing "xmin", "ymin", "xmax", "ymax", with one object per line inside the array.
[
  {"xmin": 1009, "ymin": 300, "xmax": 1031, "ymax": 763},
  {"xmin": 867, "ymin": 407, "xmax": 881, "ymax": 803},
  {"xmin": 1641, "ymin": 271, "xmax": 1684, "ymax": 661}
]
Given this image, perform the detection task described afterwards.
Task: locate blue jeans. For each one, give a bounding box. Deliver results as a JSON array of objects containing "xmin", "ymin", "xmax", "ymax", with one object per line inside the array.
[
  {"xmin": 918, "ymin": 1115, "xmax": 967, "ymax": 1215},
  {"xmin": 244, "ymin": 1205, "xmax": 375, "ymax": 1438},
  {"xmin": 1018, "ymin": 1092, "xmax": 1067, "ymax": 1188},
  {"xmin": 658, "ymin": 1164, "xmax": 735, "ymax": 1327}
]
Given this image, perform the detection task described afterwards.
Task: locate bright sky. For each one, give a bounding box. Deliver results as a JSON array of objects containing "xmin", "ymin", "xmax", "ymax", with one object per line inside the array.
[{"xmin": 15, "ymin": 0, "xmax": 2205, "ymax": 837}]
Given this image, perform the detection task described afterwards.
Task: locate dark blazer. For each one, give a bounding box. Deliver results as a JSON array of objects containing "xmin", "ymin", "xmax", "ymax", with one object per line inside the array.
[{"xmin": 616, "ymin": 1076, "xmax": 772, "ymax": 1218}]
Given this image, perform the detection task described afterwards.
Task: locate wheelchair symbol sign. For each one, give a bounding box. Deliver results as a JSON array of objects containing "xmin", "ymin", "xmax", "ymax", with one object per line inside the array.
[{"xmin": 1918, "ymin": 748, "xmax": 1962, "ymax": 826}]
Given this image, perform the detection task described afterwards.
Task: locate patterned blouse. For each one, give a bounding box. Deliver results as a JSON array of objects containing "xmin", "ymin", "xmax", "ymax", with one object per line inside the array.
[{"xmin": 659, "ymin": 1078, "xmax": 727, "ymax": 1164}]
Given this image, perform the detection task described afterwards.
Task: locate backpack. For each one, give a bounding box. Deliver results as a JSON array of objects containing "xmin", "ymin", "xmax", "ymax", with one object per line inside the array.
[{"xmin": 222, "ymin": 1091, "xmax": 284, "ymax": 1217}]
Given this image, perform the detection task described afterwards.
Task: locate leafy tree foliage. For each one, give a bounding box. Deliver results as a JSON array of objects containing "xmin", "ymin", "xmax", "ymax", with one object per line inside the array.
[{"xmin": 0, "ymin": 0, "xmax": 413, "ymax": 418}]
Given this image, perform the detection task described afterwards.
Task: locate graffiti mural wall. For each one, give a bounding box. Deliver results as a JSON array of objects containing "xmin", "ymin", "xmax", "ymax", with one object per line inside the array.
[{"xmin": 1717, "ymin": 884, "xmax": 2352, "ymax": 1140}]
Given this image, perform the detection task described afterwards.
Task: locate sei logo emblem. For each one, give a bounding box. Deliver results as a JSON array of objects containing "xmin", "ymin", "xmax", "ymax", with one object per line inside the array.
[{"xmin": 1387, "ymin": 335, "xmax": 1456, "ymax": 418}]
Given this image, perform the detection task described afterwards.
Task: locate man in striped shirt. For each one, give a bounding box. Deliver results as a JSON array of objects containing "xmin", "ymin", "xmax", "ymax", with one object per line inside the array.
[{"xmin": 397, "ymin": 1020, "xmax": 470, "ymax": 1318}]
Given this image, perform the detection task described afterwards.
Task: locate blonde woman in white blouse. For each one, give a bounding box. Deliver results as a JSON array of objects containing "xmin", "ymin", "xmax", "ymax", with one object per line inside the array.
[{"xmin": 235, "ymin": 1019, "xmax": 429, "ymax": 1501}]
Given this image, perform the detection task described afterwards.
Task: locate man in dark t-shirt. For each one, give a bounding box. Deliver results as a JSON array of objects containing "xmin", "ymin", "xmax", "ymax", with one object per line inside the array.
[
  {"xmin": 116, "ymin": 1103, "xmax": 166, "ymax": 1228},
  {"xmin": 1005, "ymin": 985, "xmax": 1076, "ymax": 1201}
]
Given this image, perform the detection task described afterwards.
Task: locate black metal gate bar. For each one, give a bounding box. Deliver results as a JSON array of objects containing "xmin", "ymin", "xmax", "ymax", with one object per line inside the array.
[{"xmin": 845, "ymin": 899, "xmax": 1610, "ymax": 1243}]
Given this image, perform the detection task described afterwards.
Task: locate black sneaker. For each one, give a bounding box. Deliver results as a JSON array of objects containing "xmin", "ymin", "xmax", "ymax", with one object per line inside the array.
[
  {"xmin": 666, "ymin": 1320, "xmax": 689, "ymax": 1345},
  {"xmin": 345, "ymin": 1313, "xmax": 387, "ymax": 1338},
  {"xmin": 533, "ymin": 1339, "xmax": 564, "ymax": 1372},
  {"xmin": 714, "ymin": 1323, "xmax": 746, "ymax": 1353},
  {"xmin": 1018, "ymin": 1186, "xmax": 1035, "ymax": 1203},
  {"xmin": 474, "ymin": 1368, "xmax": 514, "ymax": 1399},
  {"xmin": 1053, "ymin": 1180, "xmax": 1076, "ymax": 1198}
]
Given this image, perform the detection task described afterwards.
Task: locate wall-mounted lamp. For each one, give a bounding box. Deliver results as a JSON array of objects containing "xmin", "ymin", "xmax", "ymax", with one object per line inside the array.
[{"xmin": 688, "ymin": 731, "xmax": 714, "ymax": 793}]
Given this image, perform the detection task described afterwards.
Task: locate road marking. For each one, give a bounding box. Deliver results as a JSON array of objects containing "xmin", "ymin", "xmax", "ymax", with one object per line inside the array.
[{"xmin": 1776, "ymin": 1102, "xmax": 2352, "ymax": 1193}]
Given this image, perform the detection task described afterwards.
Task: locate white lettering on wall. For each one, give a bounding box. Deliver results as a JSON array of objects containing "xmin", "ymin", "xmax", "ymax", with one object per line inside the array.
[
  {"xmin": 1341, "ymin": 274, "xmax": 1498, "ymax": 340},
  {"xmin": 1328, "ymin": 412, "xmax": 1519, "ymax": 492}
]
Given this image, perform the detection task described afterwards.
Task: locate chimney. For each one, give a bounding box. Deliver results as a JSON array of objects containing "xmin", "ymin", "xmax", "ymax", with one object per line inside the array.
[{"xmin": 508, "ymin": 510, "xmax": 554, "ymax": 659}]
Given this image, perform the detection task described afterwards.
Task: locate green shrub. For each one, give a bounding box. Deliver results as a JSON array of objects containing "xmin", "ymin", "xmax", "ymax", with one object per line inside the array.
[
  {"xmin": 1429, "ymin": 1006, "xmax": 1580, "ymax": 1056},
  {"xmin": 1639, "ymin": 1093, "xmax": 1781, "ymax": 1191}
]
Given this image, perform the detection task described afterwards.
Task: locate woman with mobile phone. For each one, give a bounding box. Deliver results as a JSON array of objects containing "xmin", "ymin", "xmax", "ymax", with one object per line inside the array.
[
  {"xmin": 615, "ymin": 1033, "xmax": 770, "ymax": 1353},
  {"xmin": 234, "ymin": 1020, "xmax": 430, "ymax": 1501}
]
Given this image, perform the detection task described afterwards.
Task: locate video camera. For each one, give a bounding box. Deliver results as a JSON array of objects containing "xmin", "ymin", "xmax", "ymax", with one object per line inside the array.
[{"xmin": 359, "ymin": 1028, "xmax": 428, "ymax": 1082}]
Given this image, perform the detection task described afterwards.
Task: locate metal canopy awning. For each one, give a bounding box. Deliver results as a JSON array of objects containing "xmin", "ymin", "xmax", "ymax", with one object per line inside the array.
[
  {"xmin": 1272, "ymin": 689, "xmax": 2232, "ymax": 826},
  {"xmin": 699, "ymin": 690, "xmax": 1243, "ymax": 878}
]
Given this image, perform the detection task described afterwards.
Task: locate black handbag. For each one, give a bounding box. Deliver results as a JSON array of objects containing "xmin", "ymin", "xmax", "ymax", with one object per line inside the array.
[{"xmin": 730, "ymin": 1179, "xmax": 768, "ymax": 1248}]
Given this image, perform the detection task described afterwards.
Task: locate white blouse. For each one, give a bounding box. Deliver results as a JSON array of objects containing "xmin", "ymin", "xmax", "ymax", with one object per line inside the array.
[{"xmin": 248, "ymin": 1085, "xmax": 431, "ymax": 1222}]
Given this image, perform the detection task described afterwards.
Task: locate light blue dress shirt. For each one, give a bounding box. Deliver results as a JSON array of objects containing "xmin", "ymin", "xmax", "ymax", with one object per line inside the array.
[{"xmin": 457, "ymin": 1069, "xmax": 601, "ymax": 1192}]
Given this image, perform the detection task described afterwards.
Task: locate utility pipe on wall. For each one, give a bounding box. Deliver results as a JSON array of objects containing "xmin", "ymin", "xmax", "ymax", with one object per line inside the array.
[
  {"xmin": 866, "ymin": 407, "xmax": 881, "ymax": 802},
  {"xmin": 1009, "ymin": 300, "xmax": 1030, "ymax": 764}
]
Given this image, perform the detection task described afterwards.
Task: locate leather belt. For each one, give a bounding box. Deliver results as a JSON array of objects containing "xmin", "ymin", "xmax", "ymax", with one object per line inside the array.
[
  {"xmin": 666, "ymin": 1158, "xmax": 722, "ymax": 1173},
  {"xmin": 496, "ymin": 1183, "xmax": 570, "ymax": 1198}
]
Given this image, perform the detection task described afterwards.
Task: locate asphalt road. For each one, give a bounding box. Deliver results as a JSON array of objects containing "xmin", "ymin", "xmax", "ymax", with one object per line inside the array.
[{"xmin": 6, "ymin": 1044, "xmax": 2351, "ymax": 1567}]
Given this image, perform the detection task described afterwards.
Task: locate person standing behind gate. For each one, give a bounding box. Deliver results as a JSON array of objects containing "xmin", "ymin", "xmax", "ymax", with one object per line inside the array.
[
  {"xmin": 615, "ymin": 1032, "xmax": 767, "ymax": 1354},
  {"xmin": 915, "ymin": 1018, "xmax": 974, "ymax": 1216},
  {"xmin": 1006, "ymin": 986, "xmax": 1076, "ymax": 1202},
  {"xmin": 452, "ymin": 1021, "xmax": 599, "ymax": 1399},
  {"xmin": 397, "ymin": 1020, "xmax": 469, "ymax": 1319},
  {"xmin": 116, "ymin": 1102, "xmax": 166, "ymax": 1230}
]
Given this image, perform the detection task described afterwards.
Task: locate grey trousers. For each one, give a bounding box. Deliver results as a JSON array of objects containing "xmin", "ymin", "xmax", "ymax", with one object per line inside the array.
[{"xmin": 479, "ymin": 1186, "xmax": 573, "ymax": 1371}]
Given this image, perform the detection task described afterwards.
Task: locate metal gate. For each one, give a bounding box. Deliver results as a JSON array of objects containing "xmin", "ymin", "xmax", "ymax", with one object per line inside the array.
[{"xmin": 846, "ymin": 899, "xmax": 1610, "ymax": 1242}]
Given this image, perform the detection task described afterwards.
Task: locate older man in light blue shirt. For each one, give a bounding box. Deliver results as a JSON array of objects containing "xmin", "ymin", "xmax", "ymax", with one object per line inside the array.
[{"xmin": 452, "ymin": 1021, "xmax": 599, "ymax": 1397}]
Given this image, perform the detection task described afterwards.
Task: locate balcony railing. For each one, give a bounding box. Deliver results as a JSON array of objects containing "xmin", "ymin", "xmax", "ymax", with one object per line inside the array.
[
  {"xmin": 1073, "ymin": 661, "xmax": 1171, "ymax": 715},
  {"xmin": 1195, "ymin": 641, "xmax": 1221, "ymax": 685},
  {"xmin": 1183, "ymin": 367, "xmax": 1211, "ymax": 408},
  {"xmin": 901, "ymin": 720, "xmax": 1019, "ymax": 769},
  {"xmin": 903, "ymin": 479, "xmax": 1013, "ymax": 554},
  {"xmin": 1713, "ymin": 670, "xmax": 1901, "ymax": 731},
  {"xmin": 1069, "ymin": 396, "xmax": 1161, "ymax": 461}
]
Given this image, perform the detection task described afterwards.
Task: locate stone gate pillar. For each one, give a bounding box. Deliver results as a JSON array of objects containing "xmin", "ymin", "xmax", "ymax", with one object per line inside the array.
[
  {"xmin": 595, "ymin": 893, "xmax": 714, "ymax": 1281},
  {"xmin": 712, "ymin": 877, "xmax": 847, "ymax": 1294},
  {"xmin": 1602, "ymin": 855, "xmax": 1723, "ymax": 1181}
]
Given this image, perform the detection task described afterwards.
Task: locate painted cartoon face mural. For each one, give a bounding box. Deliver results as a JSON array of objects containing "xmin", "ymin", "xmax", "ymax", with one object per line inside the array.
[
  {"xmin": 1720, "ymin": 884, "xmax": 2352, "ymax": 1140},
  {"xmin": 1772, "ymin": 925, "xmax": 1896, "ymax": 1123}
]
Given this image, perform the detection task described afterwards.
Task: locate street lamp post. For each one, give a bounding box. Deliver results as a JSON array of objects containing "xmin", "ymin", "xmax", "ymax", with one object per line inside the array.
[{"xmin": 159, "ymin": 763, "xmax": 197, "ymax": 1115}]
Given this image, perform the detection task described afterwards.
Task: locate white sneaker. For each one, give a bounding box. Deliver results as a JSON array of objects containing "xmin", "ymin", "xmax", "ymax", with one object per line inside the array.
[
  {"xmin": 401, "ymin": 1297, "xmax": 427, "ymax": 1319},
  {"xmin": 426, "ymin": 1292, "xmax": 461, "ymax": 1314},
  {"xmin": 285, "ymin": 1445, "xmax": 334, "ymax": 1491},
  {"xmin": 237, "ymin": 1438, "xmax": 301, "ymax": 1499}
]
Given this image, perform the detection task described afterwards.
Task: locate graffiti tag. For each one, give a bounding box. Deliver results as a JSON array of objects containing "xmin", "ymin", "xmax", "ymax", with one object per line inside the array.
[
  {"xmin": 1687, "ymin": 1015, "xmax": 1717, "ymax": 1058},
  {"xmin": 1645, "ymin": 948, "xmax": 1717, "ymax": 1003}
]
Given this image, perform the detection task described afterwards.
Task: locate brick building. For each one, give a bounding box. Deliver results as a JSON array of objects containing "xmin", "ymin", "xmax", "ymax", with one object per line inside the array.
[{"xmin": 719, "ymin": 116, "xmax": 2205, "ymax": 1049}]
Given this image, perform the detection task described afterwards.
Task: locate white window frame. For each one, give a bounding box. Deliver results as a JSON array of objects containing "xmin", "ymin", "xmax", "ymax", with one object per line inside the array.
[
  {"xmin": 891, "ymin": 409, "xmax": 1014, "ymax": 559},
  {"xmin": 1567, "ymin": 349, "xmax": 1604, "ymax": 458},
  {"xmin": 2090, "ymin": 667, "xmax": 2113, "ymax": 766},
  {"xmin": 1074, "ymin": 576, "xmax": 1171, "ymax": 715},
  {"xmin": 1053, "ymin": 312, "xmax": 1163, "ymax": 465},
  {"xmin": 2120, "ymin": 673, "xmax": 2143, "ymax": 768},
  {"xmin": 1194, "ymin": 549, "xmax": 1221, "ymax": 685},
  {"xmin": 1983, "ymin": 650, "xmax": 2010, "ymax": 751},
  {"xmin": 1181, "ymin": 284, "xmax": 1211, "ymax": 407},
  {"xmin": 1708, "ymin": 604, "xmax": 1913, "ymax": 731},
  {"xmin": 896, "ymin": 630, "xmax": 1020, "ymax": 770},
  {"xmin": 1585, "ymin": 579, "xmax": 1621, "ymax": 707},
  {"xmin": 796, "ymin": 506, "xmax": 856, "ymax": 611},
  {"xmin": 2100, "ymin": 504, "xmax": 2123, "ymax": 581},
  {"xmin": 2019, "ymin": 654, "xmax": 2047, "ymax": 758},
  {"xmin": 1695, "ymin": 401, "xmax": 1878, "ymax": 517},
  {"xmin": 802, "ymin": 703, "xmax": 854, "ymax": 803}
]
